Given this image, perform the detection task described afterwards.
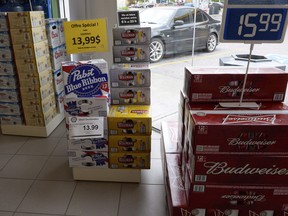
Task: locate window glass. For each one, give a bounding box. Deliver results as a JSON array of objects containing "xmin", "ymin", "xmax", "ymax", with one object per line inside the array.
[{"xmin": 174, "ymin": 9, "xmax": 191, "ymax": 24}]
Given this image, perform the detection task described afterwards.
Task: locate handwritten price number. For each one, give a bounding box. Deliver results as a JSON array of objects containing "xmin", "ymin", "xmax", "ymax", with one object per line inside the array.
[
  {"xmin": 83, "ymin": 124, "xmax": 98, "ymax": 131},
  {"xmin": 72, "ymin": 35, "xmax": 101, "ymax": 46}
]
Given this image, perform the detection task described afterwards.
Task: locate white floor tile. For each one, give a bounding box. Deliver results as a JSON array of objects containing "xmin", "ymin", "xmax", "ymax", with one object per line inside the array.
[
  {"xmin": 52, "ymin": 138, "xmax": 68, "ymax": 156},
  {"xmin": 151, "ymin": 139, "xmax": 161, "ymax": 159},
  {"xmin": 141, "ymin": 158, "xmax": 164, "ymax": 185},
  {"xmin": 17, "ymin": 180, "xmax": 76, "ymax": 215},
  {"xmin": 17, "ymin": 138, "xmax": 60, "ymax": 156},
  {"xmin": 37, "ymin": 156, "xmax": 74, "ymax": 181},
  {"xmin": 0, "ymin": 155, "xmax": 48, "ymax": 179},
  {"xmin": 0, "ymin": 179, "xmax": 33, "ymax": 212},
  {"xmin": 0, "ymin": 135, "xmax": 28, "ymax": 154},
  {"xmin": 66, "ymin": 181, "xmax": 121, "ymax": 216},
  {"xmin": 118, "ymin": 184, "xmax": 166, "ymax": 216},
  {"xmin": 0, "ymin": 154, "xmax": 12, "ymax": 170}
]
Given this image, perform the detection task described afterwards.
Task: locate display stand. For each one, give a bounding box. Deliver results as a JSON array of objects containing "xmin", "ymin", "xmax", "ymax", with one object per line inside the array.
[
  {"xmin": 72, "ymin": 167, "xmax": 141, "ymax": 183},
  {"xmin": 1, "ymin": 112, "xmax": 65, "ymax": 137}
]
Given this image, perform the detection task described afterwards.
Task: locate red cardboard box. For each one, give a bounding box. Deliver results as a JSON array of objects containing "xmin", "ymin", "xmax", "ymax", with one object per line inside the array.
[
  {"xmin": 183, "ymin": 66, "xmax": 288, "ymax": 102},
  {"xmin": 186, "ymin": 153, "xmax": 288, "ymax": 186},
  {"xmin": 187, "ymin": 112, "xmax": 288, "ymax": 154}
]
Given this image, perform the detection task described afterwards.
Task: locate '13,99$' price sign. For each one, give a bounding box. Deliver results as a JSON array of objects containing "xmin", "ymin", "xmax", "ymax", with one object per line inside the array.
[
  {"xmin": 68, "ymin": 116, "xmax": 104, "ymax": 139},
  {"xmin": 63, "ymin": 18, "xmax": 109, "ymax": 54}
]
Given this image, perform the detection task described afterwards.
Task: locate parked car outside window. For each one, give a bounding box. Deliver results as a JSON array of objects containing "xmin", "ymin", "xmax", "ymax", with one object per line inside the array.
[{"xmin": 140, "ymin": 6, "xmax": 221, "ymax": 63}]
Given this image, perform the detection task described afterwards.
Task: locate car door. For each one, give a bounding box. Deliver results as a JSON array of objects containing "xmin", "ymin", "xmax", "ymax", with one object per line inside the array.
[
  {"xmin": 170, "ymin": 8, "xmax": 194, "ymax": 53},
  {"xmin": 193, "ymin": 9, "xmax": 210, "ymax": 49}
]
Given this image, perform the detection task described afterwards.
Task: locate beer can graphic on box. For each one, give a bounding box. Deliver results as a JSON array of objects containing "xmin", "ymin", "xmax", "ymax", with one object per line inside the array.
[
  {"xmin": 68, "ymin": 150, "xmax": 109, "ymax": 168},
  {"xmin": 113, "ymin": 45, "xmax": 150, "ymax": 63},
  {"xmin": 187, "ymin": 112, "xmax": 288, "ymax": 154},
  {"xmin": 113, "ymin": 27, "xmax": 151, "ymax": 45},
  {"xmin": 68, "ymin": 136, "xmax": 108, "ymax": 152},
  {"xmin": 184, "ymin": 66, "xmax": 288, "ymax": 102},
  {"xmin": 111, "ymin": 87, "xmax": 150, "ymax": 105},
  {"xmin": 62, "ymin": 59, "xmax": 109, "ymax": 98},
  {"xmin": 109, "ymin": 68, "xmax": 151, "ymax": 87}
]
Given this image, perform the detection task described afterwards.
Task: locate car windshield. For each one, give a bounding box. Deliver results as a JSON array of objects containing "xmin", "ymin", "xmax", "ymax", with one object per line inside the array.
[{"xmin": 140, "ymin": 8, "xmax": 175, "ymax": 24}]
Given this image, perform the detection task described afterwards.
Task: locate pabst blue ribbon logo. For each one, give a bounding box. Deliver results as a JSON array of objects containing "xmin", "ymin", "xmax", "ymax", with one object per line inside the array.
[{"xmin": 65, "ymin": 64, "xmax": 108, "ymax": 97}]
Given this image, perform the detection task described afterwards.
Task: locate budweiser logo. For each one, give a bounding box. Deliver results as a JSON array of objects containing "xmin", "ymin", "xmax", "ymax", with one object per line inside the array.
[
  {"xmin": 221, "ymin": 194, "xmax": 265, "ymax": 202},
  {"xmin": 223, "ymin": 115, "xmax": 276, "ymax": 124},
  {"xmin": 219, "ymin": 86, "xmax": 260, "ymax": 94},
  {"xmin": 203, "ymin": 162, "xmax": 288, "ymax": 175},
  {"xmin": 227, "ymin": 138, "xmax": 276, "ymax": 147}
]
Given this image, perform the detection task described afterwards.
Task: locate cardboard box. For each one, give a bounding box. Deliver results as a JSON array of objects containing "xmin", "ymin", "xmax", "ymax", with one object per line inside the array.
[
  {"xmin": 49, "ymin": 44, "xmax": 67, "ymax": 70},
  {"xmin": 0, "ymin": 75, "xmax": 18, "ymax": 89},
  {"xmin": 52, "ymin": 69, "xmax": 64, "ymax": 94},
  {"xmin": 22, "ymin": 93, "xmax": 56, "ymax": 113},
  {"xmin": 0, "ymin": 102, "xmax": 22, "ymax": 115},
  {"xmin": 113, "ymin": 27, "xmax": 151, "ymax": 45},
  {"xmin": 0, "ymin": 46, "xmax": 13, "ymax": 61},
  {"xmin": 161, "ymin": 121, "xmax": 180, "ymax": 154},
  {"xmin": 0, "ymin": 12, "xmax": 8, "ymax": 31},
  {"xmin": 111, "ymin": 87, "xmax": 150, "ymax": 105},
  {"xmin": 45, "ymin": 18, "xmax": 60, "ymax": 48},
  {"xmin": 0, "ymin": 32, "xmax": 11, "ymax": 47},
  {"xmin": 62, "ymin": 59, "xmax": 109, "ymax": 98},
  {"xmin": 109, "ymin": 135, "xmax": 151, "ymax": 153},
  {"xmin": 18, "ymin": 68, "xmax": 53, "ymax": 88},
  {"xmin": 0, "ymin": 61, "xmax": 16, "ymax": 76},
  {"xmin": 55, "ymin": 90, "xmax": 65, "ymax": 113},
  {"xmin": 184, "ymin": 66, "xmax": 288, "ymax": 102},
  {"xmin": 187, "ymin": 112, "xmax": 288, "ymax": 154},
  {"xmin": 24, "ymin": 105, "xmax": 57, "ymax": 126},
  {"xmin": 109, "ymin": 67, "xmax": 151, "ymax": 88},
  {"xmin": 109, "ymin": 152, "xmax": 150, "ymax": 169},
  {"xmin": 13, "ymin": 40, "xmax": 49, "ymax": 60},
  {"xmin": 20, "ymin": 81, "xmax": 55, "ymax": 101},
  {"xmin": 0, "ymin": 89, "xmax": 20, "ymax": 103},
  {"xmin": 8, "ymin": 11, "xmax": 45, "ymax": 29},
  {"xmin": 9, "ymin": 26, "xmax": 47, "ymax": 45},
  {"xmin": 15, "ymin": 54, "xmax": 51, "ymax": 74},
  {"xmin": 108, "ymin": 105, "xmax": 152, "ymax": 135},
  {"xmin": 68, "ymin": 150, "xmax": 109, "ymax": 168},
  {"xmin": 113, "ymin": 45, "xmax": 150, "ymax": 63},
  {"xmin": 64, "ymin": 96, "xmax": 109, "ymax": 118},
  {"xmin": 58, "ymin": 18, "xmax": 67, "ymax": 44},
  {"xmin": 68, "ymin": 136, "xmax": 108, "ymax": 152},
  {"xmin": 186, "ymin": 153, "xmax": 288, "ymax": 186},
  {"xmin": 0, "ymin": 114, "xmax": 24, "ymax": 125}
]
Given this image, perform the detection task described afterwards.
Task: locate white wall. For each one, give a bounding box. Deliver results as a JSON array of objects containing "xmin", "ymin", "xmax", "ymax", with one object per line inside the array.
[{"xmin": 67, "ymin": 0, "xmax": 118, "ymax": 67}]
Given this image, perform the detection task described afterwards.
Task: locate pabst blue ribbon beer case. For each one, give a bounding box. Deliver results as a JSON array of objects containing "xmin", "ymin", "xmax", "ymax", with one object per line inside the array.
[
  {"xmin": 62, "ymin": 59, "xmax": 109, "ymax": 98},
  {"xmin": 184, "ymin": 66, "xmax": 288, "ymax": 102},
  {"xmin": 187, "ymin": 112, "xmax": 288, "ymax": 154}
]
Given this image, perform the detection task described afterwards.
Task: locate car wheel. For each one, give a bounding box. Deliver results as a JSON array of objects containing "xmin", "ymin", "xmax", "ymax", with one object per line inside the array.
[
  {"xmin": 150, "ymin": 38, "xmax": 165, "ymax": 63},
  {"xmin": 206, "ymin": 33, "xmax": 217, "ymax": 52}
]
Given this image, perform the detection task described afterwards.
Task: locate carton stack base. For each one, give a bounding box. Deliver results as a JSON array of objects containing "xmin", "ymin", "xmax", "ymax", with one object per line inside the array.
[{"xmin": 1, "ymin": 112, "xmax": 64, "ymax": 137}]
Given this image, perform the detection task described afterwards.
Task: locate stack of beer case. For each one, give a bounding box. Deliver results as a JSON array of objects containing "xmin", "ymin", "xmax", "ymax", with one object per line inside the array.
[
  {"xmin": 108, "ymin": 27, "xmax": 152, "ymax": 169},
  {"xmin": 4, "ymin": 11, "xmax": 57, "ymax": 126},
  {"xmin": 0, "ymin": 12, "xmax": 24, "ymax": 125},
  {"xmin": 62, "ymin": 59, "xmax": 110, "ymax": 169},
  {"xmin": 45, "ymin": 18, "xmax": 68, "ymax": 114},
  {"xmin": 163, "ymin": 66, "xmax": 288, "ymax": 216}
]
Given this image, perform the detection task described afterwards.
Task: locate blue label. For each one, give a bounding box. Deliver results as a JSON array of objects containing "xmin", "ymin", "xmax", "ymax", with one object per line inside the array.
[
  {"xmin": 65, "ymin": 64, "xmax": 108, "ymax": 97},
  {"xmin": 92, "ymin": 153, "xmax": 108, "ymax": 166}
]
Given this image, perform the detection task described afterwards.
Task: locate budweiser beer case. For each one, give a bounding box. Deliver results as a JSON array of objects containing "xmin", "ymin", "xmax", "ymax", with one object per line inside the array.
[
  {"xmin": 184, "ymin": 66, "xmax": 288, "ymax": 102},
  {"xmin": 186, "ymin": 153, "xmax": 288, "ymax": 186},
  {"xmin": 62, "ymin": 59, "xmax": 109, "ymax": 98},
  {"xmin": 113, "ymin": 27, "xmax": 151, "ymax": 45},
  {"xmin": 161, "ymin": 121, "xmax": 180, "ymax": 154},
  {"xmin": 109, "ymin": 67, "xmax": 151, "ymax": 88},
  {"xmin": 187, "ymin": 111, "xmax": 288, "ymax": 154},
  {"xmin": 108, "ymin": 105, "xmax": 152, "ymax": 135}
]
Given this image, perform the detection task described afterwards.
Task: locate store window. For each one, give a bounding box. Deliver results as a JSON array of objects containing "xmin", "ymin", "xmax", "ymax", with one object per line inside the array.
[{"xmin": 174, "ymin": 8, "xmax": 191, "ymax": 24}]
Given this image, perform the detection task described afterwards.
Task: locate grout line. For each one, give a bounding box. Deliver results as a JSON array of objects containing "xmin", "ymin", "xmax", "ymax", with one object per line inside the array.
[{"xmin": 116, "ymin": 183, "xmax": 123, "ymax": 216}]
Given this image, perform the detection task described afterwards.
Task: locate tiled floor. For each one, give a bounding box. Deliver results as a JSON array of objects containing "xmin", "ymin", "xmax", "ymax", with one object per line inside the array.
[{"xmin": 0, "ymin": 120, "xmax": 167, "ymax": 216}]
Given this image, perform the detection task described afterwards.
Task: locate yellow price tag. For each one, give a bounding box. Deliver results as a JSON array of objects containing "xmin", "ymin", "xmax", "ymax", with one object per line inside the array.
[{"xmin": 63, "ymin": 18, "xmax": 108, "ymax": 54}]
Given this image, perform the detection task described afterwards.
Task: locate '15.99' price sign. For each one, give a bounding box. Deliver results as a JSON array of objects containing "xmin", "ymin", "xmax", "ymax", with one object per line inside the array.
[
  {"xmin": 64, "ymin": 18, "xmax": 109, "ymax": 54},
  {"xmin": 220, "ymin": 0, "xmax": 288, "ymax": 43}
]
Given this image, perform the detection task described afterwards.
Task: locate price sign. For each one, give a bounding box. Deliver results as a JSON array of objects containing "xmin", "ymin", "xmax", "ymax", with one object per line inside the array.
[
  {"xmin": 220, "ymin": 0, "xmax": 288, "ymax": 43},
  {"xmin": 63, "ymin": 18, "xmax": 109, "ymax": 54},
  {"xmin": 118, "ymin": 11, "xmax": 140, "ymax": 26},
  {"xmin": 68, "ymin": 116, "xmax": 104, "ymax": 139}
]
